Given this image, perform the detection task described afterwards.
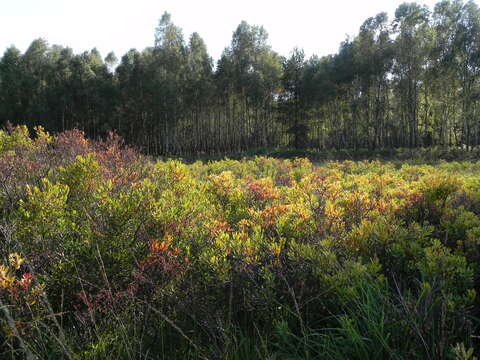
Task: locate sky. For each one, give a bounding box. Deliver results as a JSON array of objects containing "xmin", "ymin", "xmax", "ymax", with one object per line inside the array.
[{"xmin": 0, "ymin": 0, "xmax": 473, "ymax": 63}]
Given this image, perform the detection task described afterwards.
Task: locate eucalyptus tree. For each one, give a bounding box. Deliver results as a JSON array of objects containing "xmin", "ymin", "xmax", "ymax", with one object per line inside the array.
[
  {"xmin": 64, "ymin": 48, "xmax": 114, "ymax": 137},
  {"xmin": 249, "ymin": 33, "xmax": 283, "ymax": 148},
  {"xmin": 279, "ymin": 48, "xmax": 308, "ymax": 148},
  {"xmin": 231, "ymin": 21, "xmax": 282, "ymax": 148},
  {"xmin": 20, "ymin": 38, "xmax": 50, "ymax": 128},
  {"xmin": 391, "ymin": 3, "xmax": 431, "ymax": 148},
  {"xmin": 329, "ymin": 39, "xmax": 357, "ymax": 149},
  {"xmin": 82, "ymin": 48, "xmax": 116, "ymax": 137},
  {"xmin": 184, "ymin": 32, "xmax": 214, "ymax": 153},
  {"xmin": 454, "ymin": 0, "xmax": 480, "ymax": 148},
  {"xmin": 352, "ymin": 13, "xmax": 394, "ymax": 149},
  {"xmin": 44, "ymin": 45, "xmax": 75, "ymax": 132},
  {"xmin": 0, "ymin": 46, "xmax": 23, "ymax": 126},
  {"xmin": 216, "ymin": 21, "xmax": 282, "ymax": 151},
  {"xmin": 301, "ymin": 54, "xmax": 337, "ymax": 149},
  {"xmin": 116, "ymin": 48, "xmax": 156, "ymax": 149},
  {"xmin": 429, "ymin": 0, "xmax": 464, "ymax": 146},
  {"xmin": 153, "ymin": 12, "xmax": 188, "ymax": 154},
  {"xmin": 215, "ymin": 49, "xmax": 237, "ymax": 151}
]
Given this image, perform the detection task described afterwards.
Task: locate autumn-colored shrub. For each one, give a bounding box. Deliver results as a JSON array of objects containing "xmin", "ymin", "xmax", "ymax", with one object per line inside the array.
[{"xmin": 1, "ymin": 125, "xmax": 480, "ymax": 359}]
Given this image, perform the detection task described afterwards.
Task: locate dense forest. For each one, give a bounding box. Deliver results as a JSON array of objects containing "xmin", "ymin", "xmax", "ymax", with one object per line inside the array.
[{"xmin": 1, "ymin": 0, "xmax": 480, "ymax": 155}]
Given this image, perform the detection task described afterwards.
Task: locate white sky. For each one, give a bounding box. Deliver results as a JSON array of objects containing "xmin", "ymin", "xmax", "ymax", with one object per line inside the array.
[{"xmin": 0, "ymin": 0, "xmax": 470, "ymax": 63}]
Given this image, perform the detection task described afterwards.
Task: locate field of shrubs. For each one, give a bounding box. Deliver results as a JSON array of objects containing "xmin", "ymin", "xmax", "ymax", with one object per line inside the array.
[{"xmin": 2, "ymin": 126, "xmax": 480, "ymax": 359}]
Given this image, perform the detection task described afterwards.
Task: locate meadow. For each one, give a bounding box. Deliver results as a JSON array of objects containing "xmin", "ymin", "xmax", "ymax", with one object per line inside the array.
[{"xmin": 1, "ymin": 126, "xmax": 480, "ymax": 359}]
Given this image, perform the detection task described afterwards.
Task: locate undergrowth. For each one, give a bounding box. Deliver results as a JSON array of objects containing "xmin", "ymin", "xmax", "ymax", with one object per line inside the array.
[{"xmin": 0, "ymin": 126, "xmax": 479, "ymax": 359}]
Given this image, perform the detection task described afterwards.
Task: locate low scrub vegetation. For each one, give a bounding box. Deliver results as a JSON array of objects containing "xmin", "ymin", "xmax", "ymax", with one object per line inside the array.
[{"xmin": 1, "ymin": 126, "xmax": 480, "ymax": 359}]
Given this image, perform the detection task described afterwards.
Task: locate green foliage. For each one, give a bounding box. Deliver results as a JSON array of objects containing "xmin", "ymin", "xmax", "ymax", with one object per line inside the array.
[
  {"xmin": 0, "ymin": 125, "xmax": 31, "ymax": 153},
  {"xmin": 4, "ymin": 0, "xmax": 480, "ymax": 155},
  {"xmin": 18, "ymin": 178, "xmax": 71, "ymax": 248},
  {"xmin": 1, "ymin": 127, "xmax": 480, "ymax": 359}
]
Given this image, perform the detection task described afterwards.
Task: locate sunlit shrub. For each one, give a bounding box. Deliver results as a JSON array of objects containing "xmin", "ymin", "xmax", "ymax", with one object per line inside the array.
[{"xmin": 2, "ymin": 126, "xmax": 480, "ymax": 359}]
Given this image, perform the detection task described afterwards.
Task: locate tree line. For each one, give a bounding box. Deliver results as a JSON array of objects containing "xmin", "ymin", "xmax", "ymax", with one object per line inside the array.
[{"xmin": 1, "ymin": 0, "xmax": 480, "ymax": 155}]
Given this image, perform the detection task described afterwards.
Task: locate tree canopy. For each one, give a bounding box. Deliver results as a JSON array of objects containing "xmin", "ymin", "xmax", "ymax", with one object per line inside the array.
[{"xmin": 2, "ymin": 2, "xmax": 480, "ymax": 155}]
